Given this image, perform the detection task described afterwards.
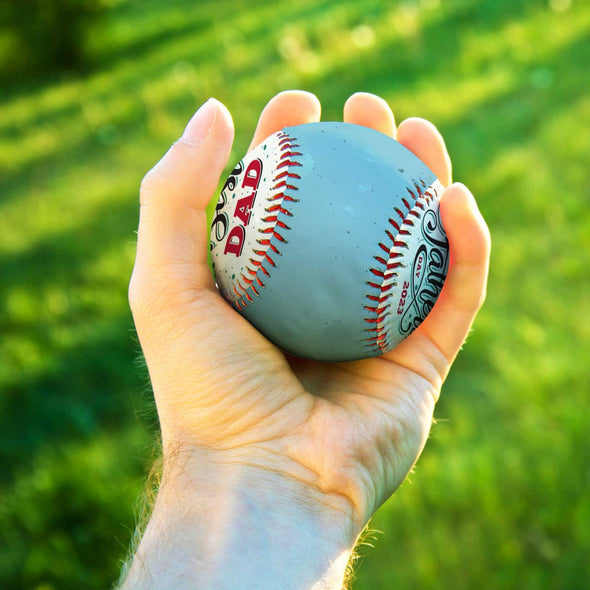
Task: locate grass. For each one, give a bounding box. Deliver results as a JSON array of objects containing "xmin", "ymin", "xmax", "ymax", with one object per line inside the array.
[{"xmin": 1, "ymin": 0, "xmax": 589, "ymax": 588}]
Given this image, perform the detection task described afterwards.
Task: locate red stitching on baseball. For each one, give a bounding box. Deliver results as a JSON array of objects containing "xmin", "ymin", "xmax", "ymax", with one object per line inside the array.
[
  {"xmin": 254, "ymin": 241, "xmax": 280, "ymax": 254},
  {"xmin": 276, "ymin": 159, "xmax": 302, "ymax": 169},
  {"xmin": 274, "ymin": 171, "xmax": 301, "ymax": 180},
  {"xmin": 367, "ymin": 335, "xmax": 387, "ymax": 343},
  {"xmin": 233, "ymin": 130, "xmax": 300, "ymax": 310},
  {"xmin": 366, "ymin": 325, "xmax": 387, "ymax": 334},
  {"xmin": 265, "ymin": 204, "xmax": 294, "ymax": 216},
  {"xmin": 366, "ymin": 294, "xmax": 390, "ymax": 303},
  {"xmin": 366, "ymin": 281, "xmax": 394, "ymax": 293},
  {"xmin": 272, "ymin": 180, "xmax": 298, "ymax": 191},
  {"xmin": 364, "ymin": 314, "xmax": 391, "ymax": 324},
  {"xmin": 281, "ymin": 151, "xmax": 302, "ymax": 160},
  {"xmin": 268, "ymin": 192, "xmax": 300, "ymax": 203},
  {"xmin": 278, "ymin": 138, "xmax": 300, "ymax": 149},
  {"xmin": 385, "ymin": 229, "xmax": 396, "ymax": 242},
  {"xmin": 364, "ymin": 177, "xmax": 442, "ymax": 355}
]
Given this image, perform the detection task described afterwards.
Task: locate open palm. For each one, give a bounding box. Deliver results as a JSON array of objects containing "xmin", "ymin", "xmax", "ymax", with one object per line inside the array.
[{"xmin": 129, "ymin": 91, "xmax": 490, "ymax": 533}]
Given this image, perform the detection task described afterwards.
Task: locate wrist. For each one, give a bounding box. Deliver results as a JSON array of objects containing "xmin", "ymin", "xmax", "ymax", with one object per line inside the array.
[{"xmin": 122, "ymin": 445, "xmax": 359, "ymax": 590}]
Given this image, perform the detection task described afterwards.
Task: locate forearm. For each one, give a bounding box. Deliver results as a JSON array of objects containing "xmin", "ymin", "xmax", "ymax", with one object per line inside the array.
[{"xmin": 119, "ymin": 448, "xmax": 359, "ymax": 590}]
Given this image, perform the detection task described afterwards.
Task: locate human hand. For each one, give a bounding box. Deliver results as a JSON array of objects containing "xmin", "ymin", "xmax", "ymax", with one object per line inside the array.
[{"xmin": 125, "ymin": 91, "xmax": 490, "ymax": 589}]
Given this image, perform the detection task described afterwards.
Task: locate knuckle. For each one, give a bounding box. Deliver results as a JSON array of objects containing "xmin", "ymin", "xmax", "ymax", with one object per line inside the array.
[
  {"xmin": 476, "ymin": 281, "xmax": 489, "ymax": 311},
  {"xmin": 128, "ymin": 267, "xmax": 150, "ymax": 319},
  {"xmin": 127, "ymin": 270, "xmax": 142, "ymax": 316},
  {"xmin": 139, "ymin": 168, "xmax": 160, "ymax": 206},
  {"xmin": 139, "ymin": 149, "xmax": 175, "ymax": 205}
]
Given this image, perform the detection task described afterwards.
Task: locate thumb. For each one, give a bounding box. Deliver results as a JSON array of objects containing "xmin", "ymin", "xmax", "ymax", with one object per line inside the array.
[
  {"xmin": 130, "ymin": 99, "xmax": 234, "ymax": 317},
  {"xmin": 140, "ymin": 98, "xmax": 234, "ymax": 212}
]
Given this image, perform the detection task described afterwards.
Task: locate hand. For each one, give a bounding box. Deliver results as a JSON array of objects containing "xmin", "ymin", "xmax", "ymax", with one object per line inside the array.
[{"xmin": 125, "ymin": 91, "xmax": 490, "ymax": 589}]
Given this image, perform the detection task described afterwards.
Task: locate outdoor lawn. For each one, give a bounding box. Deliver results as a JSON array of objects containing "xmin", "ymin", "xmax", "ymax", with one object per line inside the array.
[{"xmin": 1, "ymin": 0, "xmax": 588, "ymax": 588}]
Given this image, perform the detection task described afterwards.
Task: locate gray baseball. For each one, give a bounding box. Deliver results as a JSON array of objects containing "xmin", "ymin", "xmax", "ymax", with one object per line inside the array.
[{"xmin": 210, "ymin": 122, "xmax": 449, "ymax": 361}]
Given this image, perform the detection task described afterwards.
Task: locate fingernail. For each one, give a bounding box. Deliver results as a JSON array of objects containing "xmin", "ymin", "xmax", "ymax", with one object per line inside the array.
[{"xmin": 181, "ymin": 98, "xmax": 218, "ymax": 144}]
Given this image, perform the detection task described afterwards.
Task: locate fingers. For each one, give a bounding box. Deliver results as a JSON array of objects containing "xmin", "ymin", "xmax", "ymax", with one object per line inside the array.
[
  {"xmin": 344, "ymin": 92, "xmax": 396, "ymax": 137},
  {"xmin": 342, "ymin": 100, "xmax": 451, "ymax": 187},
  {"xmin": 343, "ymin": 92, "xmax": 396, "ymax": 137},
  {"xmin": 141, "ymin": 99, "xmax": 234, "ymax": 213},
  {"xmin": 248, "ymin": 90, "xmax": 321, "ymax": 150},
  {"xmin": 396, "ymin": 118, "xmax": 452, "ymax": 187},
  {"xmin": 342, "ymin": 96, "xmax": 469, "ymax": 365},
  {"xmin": 412, "ymin": 182, "xmax": 491, "ymax": 364},
  {"xmin": 130, "ymin": 99, "xmax": 235, "ymax": 312}
]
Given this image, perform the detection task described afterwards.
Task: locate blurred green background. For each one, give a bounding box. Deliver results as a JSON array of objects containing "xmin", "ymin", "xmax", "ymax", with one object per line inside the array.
[{"xmin": 1, "ymin": 0, "xmax": 588, "ymax": 588}]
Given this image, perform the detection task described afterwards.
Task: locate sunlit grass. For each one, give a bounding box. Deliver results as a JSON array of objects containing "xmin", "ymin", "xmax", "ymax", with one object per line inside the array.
[{"xmin": 1, "ymin": 0, "xmax": 589, "ymax": 588}]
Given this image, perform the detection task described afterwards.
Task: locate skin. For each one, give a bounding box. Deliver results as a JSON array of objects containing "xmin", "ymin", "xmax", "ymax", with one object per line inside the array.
[{"xmin": 123, "ymin": 90, "xmax": 491, "ymax": 589}]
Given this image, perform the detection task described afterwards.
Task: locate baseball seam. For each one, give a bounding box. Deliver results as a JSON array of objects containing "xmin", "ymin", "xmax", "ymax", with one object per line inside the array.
[
  {"xmin": 364, "ymin": 179, "xmax": 439, "ymax": 355},
  {"xmin": 232, "ymin": 132, "xmax": 302, "ymax": 310}
]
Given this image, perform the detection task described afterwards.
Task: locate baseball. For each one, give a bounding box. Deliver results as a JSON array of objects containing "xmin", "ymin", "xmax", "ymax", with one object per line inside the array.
[{"xmin": 209, "ymin": 122, "xmax": 449, "ymax": 361}]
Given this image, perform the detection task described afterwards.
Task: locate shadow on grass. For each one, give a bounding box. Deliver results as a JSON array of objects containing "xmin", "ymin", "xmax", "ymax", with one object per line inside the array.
[
  {"xmin": 0, "ymin": 191, "xmax": 152, "ymax": 482},
  {"xmin": 3, "ymin": 0, "xmax": 579, "ymax": 208},
  {"xmin": 0, "ymin": 310, "xmax": 152, "ymax": 484},
  {"xmin": 0, "ymin": 188, "xmax": 138, "ymax": 290},
  {"xmin": 92, "ymin": 7, "xmax": 211, "ymax": 69},
  {"xmin": 3, "ymin": 0, "xmax": 587, "ymax": 485},
  {"xmin": 2, "ymin": 2, "xmax": 588, "ymax": 587},
  {"xmin": 0, "ymin": 195, "xmax": 154, "ymax": 587}
]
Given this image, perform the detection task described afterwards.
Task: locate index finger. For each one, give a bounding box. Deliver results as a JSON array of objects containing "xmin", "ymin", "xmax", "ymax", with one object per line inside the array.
[{"xmin": 248, "ymin": 90, "xmax": 321, "ymax": 151}]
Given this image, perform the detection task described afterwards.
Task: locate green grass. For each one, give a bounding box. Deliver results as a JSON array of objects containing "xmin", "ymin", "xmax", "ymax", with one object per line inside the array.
[{"xmin": 1, "ymin": 0, "xmax": 589, "ymax": 588}]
